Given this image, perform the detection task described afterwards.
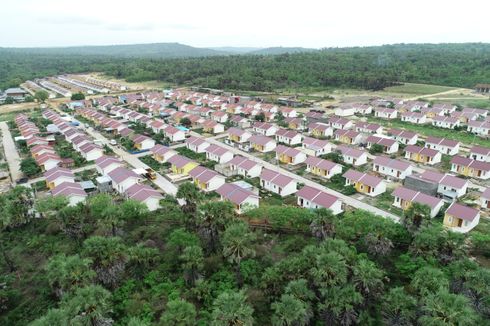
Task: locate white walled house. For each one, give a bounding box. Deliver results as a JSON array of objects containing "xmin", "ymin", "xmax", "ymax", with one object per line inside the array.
[
  {"xmin": 336, "ymin": 145, "xmax": 368, "ymax": 166},
  {"xmin": 185, "ymin": 136, "xmax": 210, "ymax": 153},
  {"xmin": 205, "ymin": 145, "xmax": 234, "ymax": 164},
  {"xmin": 388, "ymin": 129, "xmax": 418, "ymax": 145},
  {"xmin": 189, "ymin": 166, "xmax": 226, "ymax": 192},
  {"xmin": 425, "ymin": 137, "xmax": 460, "ymax": 156},
  {"xmin": 343, "ymin": 169, "xmax": 386, "ymax": 197},
  {"xmin": 95, "ymin": 156, "xmax": 124, "ymax": 175},
  {"xmin": 228, "ymin": 156, "xmax": 262, "ymax": 178},
  {"xmin": 401, "ymin": 112, "xmax": 427, "ymax": 124},
  {"xmin": 216, "ymin": 183, "xmax": 259, "ymax": 214},
  {"xmin": 275, "ymin": 129, "xmax": 302, "ymax": 146},
  {"xmin": 432, "ymin": 116, "xmax": 460, "ymax": 129},
  {"xmin": 301, "ymin": 137, "xmax": 332, "ymax": 156},
  {"xmin": 372, "ymin": 156, "xmax": 412, "ymax": 179},
  {"xmin": 366, "ymin": 135, "xmax": 399, "ymax": 154},
  {"xmin": 296, "ymin": 185, "xmax": 343, "ymax": 214},
  {"xmin": 260, "ymin": 169, "xmax": 297, "ymax": 197},
  {"xmin": 108, "ymin": 167, "xmax": 141, "ymax": 193},
  {"xmin": 470, "ymin": 146, "xmax": 490, "ymax": 162}
]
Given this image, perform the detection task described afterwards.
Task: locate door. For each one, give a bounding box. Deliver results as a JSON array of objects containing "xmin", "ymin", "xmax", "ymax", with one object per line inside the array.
[{"xmin": 457, "ymin": 219, "xmax": 463, "ymax": 227}]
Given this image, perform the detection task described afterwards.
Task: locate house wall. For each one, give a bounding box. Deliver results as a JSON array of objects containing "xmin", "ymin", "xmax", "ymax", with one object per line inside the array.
[
  {"xmin": 444, "ymin": 214, "xmax": 480, "ymax": 233},
  {"xmin": 68, "ymin": 195, "xmax": 86, "ymax": 207}
]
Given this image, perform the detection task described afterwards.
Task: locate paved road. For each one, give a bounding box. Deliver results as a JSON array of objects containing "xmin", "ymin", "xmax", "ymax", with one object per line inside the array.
[
  {"xmin": 0, "ymin": 121, "xmax": 23, "ymax": 182},
  {"xmin": 27, "ymin": 164, "xmax": 97, "ymax": 185},
  {"xmin": 193, "ymin": 131, "xmax": 400, "ymax": 222}
]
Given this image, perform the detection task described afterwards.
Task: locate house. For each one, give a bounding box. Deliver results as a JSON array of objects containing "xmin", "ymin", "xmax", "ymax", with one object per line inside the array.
[
  {"xmin": 405, "ymin": 145, "xmax": 441, "ymax": 165},
  {"xmin": 432, "ymin": 116, "xmax": 460, "ymax": 129},
  {"xmin": 216, "ymin": 183, "xmax": 259, "ymax": 214},
  {"xmin": 392, "ymin": 187, "xmax": 444, "ymax": 218},
  {"xmin": 108, "ymin": 167, "xmax": 141, "ymax": 193},
  {"xmin": 433, "ymin": 104, "xmax": 457, "ymax": 115},
  {"xmin": 421, "ymin": 107, "xmax": 444, "ymax": 118},
  {"xmin": 44, "ymin": 167, "xmax": 75, "ymax": 190},
  {"xmin": 467, "ymin": 120, "xmax": 490, "ymax": 136},
  {"xmin": 31, "ymin": 144, "xmax": 55, "ymax": 158},
  {"xmin": 387, "ymin": 129, "xmax": 418, "ymax": 145},
  {"xmin": 185, "ymin": 136, "xmax": 210, "ymax": 153},
  {"xmin": 462, "ymin": 107, "xmax": 488, "ymax": 118},
  {"xmin": 275, "ymin": 145, "xmax": 307, "ymax": 165},
  {"xmin": 211, "ymin": 111, "xmax": 229, "ymax": 123},
  {"xmin": 229, "ymin": 115, "xmax": 251, "ymax": 129},
  {"xmin": 372, "ymin": 156, "xmax": 412, "ymax": 179},
  {"xmin": 168, "ymin": 155, "xmax": 199, "ymax": 175},
  {"xmin": 79, "ymin": 143, "xmax": 104, "ymax": 161},
  {"xmin": 366, "ymin": 135, "xmax": 399, "ymax": 154},
  {"xmin": 205, "ymin": 145, "xmax": 234, "ymax": 164},
  {"xmin": 296, "ymin": 186, "xmax": 343, "ymax": 214},
  {"xmin": 35, "ymin": 152, "xmax": 61, "ymax": 171},
  {"xmin": 202, "ymin": 120, "xmax": 225, "ymax": 134},
  {"xmin": 150, "ymin": 120, "xmax": 167, "ymax": 134},
  {"xmin": 189, "ymin": 166, "xmax": 226, "ymax": 192},
  {"xmin": 328, "ymin": 116, "xmax": 353, "ymax": 130},
  {"xmin": 150, "ymin": 144, "xmax": 177, "ymax": 163},
  {"xmin": 275, "ymin": 129, "xmax": 302, "ymax": 146},
  {"xmin": 443, "ymin": 202, "xmax": 480, "ymax": 233},
  {"xmin": 253, "ymin": 122, "xmax": 278, "ymax": 136},
  {"xmin": 227, "ymin": 127, "xmax": 252, "ymax": 143},
  {"xmin": 301, "ymin": 137, "xmax": 332, "ymax": 156},
  {"xmin": 480, "ymin": 188, "xmax": 490, "ymax": 209},
  {"xmin": 305, "ymin": 111, "xmax": 326, "ymax": 121},
  {"xmin": 308, "ymin": 122, "xmax": 333, "ymax": 138},
  {"xmin": 228, "ymin": 156, "xmax": 262, "ymax": 178},
  {"xmin": 260, "ymin": 169, "xmax": 297, "ymax": 196},
  {"xmin": 419, "ymin": 170, "xmax": 468, "ymax": 199},
  {"xmin": 284, "ymin": 117, "xmax": 305, "ymax": 131},
  {"xmin": 280, "ymin": 107, "xmax": 298, "ymax": 118},
  {"xmin": 336, "ymin": 145, "xmax": 368, "ymax": 166},
  {"xmin": 305, "ymin": 156, "xmax": 342, "ymax": 179},
  {"xmin": 126, "ymin": 183, "xmax": 163, "ymax": 211},
  {"xmin": 355, "ymin": 122, "xmax": 383, "ymax": 134},
  {"xmin": 51, "ymin": 182, "xmax": 87, "ymax": 206},
  {"xmin": 354, "ymin": 104, "xmax": 373, "ymax": 115},
  {"xmin": 163, "ymin": 125, "xmax": 186, "ymax": 142},
  {"xmin": 95, "ymin": 155, "xmax": 124, "ymax": 175},
  {"xmin": 450, "ymin": 156, "xmax": 490, "ymax": 180},
  {"xmin": 401, "ymin": 112, "xmax": 427, "ymax": 124},
  {"xmin": 133, "ymin": 134, "xmax": 156, "ymax": 151},
  {"xmin": 334, "ymin": 129, "xmax": 362, "ymax": 145},
  {"xmin": 334, "ymin": 105, "xmax": 356, "ymax": 117},
  {"xmin": 450, "ymin": 111, "xmax": 478, "ymax": 124},
  {"xmin": 249, "ymin": 135, "xmax": 277, "ymax": 153},
  {"xmin": 343, "ymin": 169, "xmax": 386, "ymax": 197},
  {"xmin": 469, "ymin": 146, "xmax": 490, "ymax": 162},
  {"xmin": 374, "ymin": 107, "xmax": 397, "ymax": 119},
  {"xmin": 424, "ymin": 137, "xmax": 458, "ymax": 156}
]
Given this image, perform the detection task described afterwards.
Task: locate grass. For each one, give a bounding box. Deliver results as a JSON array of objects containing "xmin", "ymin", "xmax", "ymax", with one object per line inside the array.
[
  {"xmin": 380, "ymin": 83, "xmax": 457, "ymax": 96},
  {"xmin": 373, "ymin": 191, "xmax": 404, "ymax": 216},
  {"xmin": 366, "ymin": 117, "xmax": 490, "ymax": 147}
]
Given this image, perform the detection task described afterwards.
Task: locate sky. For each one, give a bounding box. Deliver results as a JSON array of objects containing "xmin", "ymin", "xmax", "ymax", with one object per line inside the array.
[{"xmin": 2, "ymin": 0, "xmax": 490, "ymax": 48}]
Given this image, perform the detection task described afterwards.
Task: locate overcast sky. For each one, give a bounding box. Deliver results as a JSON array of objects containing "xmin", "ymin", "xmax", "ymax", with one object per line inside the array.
[{"xmin": 2, "ymin": 0, "xmax": 490, "ymax": 48}]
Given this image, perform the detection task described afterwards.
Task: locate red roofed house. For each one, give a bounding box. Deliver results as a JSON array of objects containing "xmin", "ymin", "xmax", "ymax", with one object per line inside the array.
[
  {"xmin": 308, "ymin": 122, "xmax": 333, "ymax": 138},
  {"xmin": 366, "ymin": 135, "xmax": 399, "ymax": 154},
  {"xmin": 228, "ymin": 156, "xmax": 262, "ymax": 178},
  {"xmin": 305, "ymin": 156, "xmax": 342, "ymax": 179},
  {"xmin": 388, "ymin": 129, "xmax": 418, "ymax": 145},
  {"xmin": 150, "ymin": 120, "xmax": 167, "ymax": 134},
  {"xmin": 418, "ymin": 170, "xmax": 468, "ymax": 199},
  {"xmin": 443, "ymin": 202, "xmax": 480, "ymax": 233},
  {"xmin": 401, "ymin": 112, "xmax": 427, "ymax": 124},
  {"xmin": 432, "ymin": 116, "xmax": 460, "ymax": 129},
  {"xmin": 296, "ymin": 185, "xmax": 343, "ymax": 214},
  {"xmin": 336, "ymin": 145, "xmax": 368, "ymax": 166},
  {"xmin": 108, "ymin": 167, "xmax": 142, "ymax": 193},
  {"xmin": 467, "ymin": 120, "xmax": 490, "ymax": 136},
  {"xmin": 35, "ymin": 152, "xmax": 61, "ymax": 171},
  {"xmin": 392, "ymin": 186, "xmax": 444, "ymax": 218},
  {"xmin": 133, "ymin": 134, "xmax": 156, "ymax": 151},
  {"xmin": 450, "ymin": 156, "xmax": 490, "ymax": 180},
  {"xmin": 301, "ymin": 137, "xmax": 332, "ymax": 156},
  {"xmin": 126, "ymin": 183, "xmax": 163, "ymax": 211},
  {"xmin": 205, "ymin": 145, "xmax": 234, "ymax": 164},
  {"xmin": 79, "ymin": 143, "xmax": 104, "ymax": 161},
  {"xmin": 260, "ymin": 168, "xmax": 297, "ymax": 196},
  {"xmin": 355, "ymin": 122, "xmax": 383, "ymax": 134},
  {"xmin": 425, "ymin": 137, "xmax": 460, "ymax": 156},
  {"xmin": 405, "ymin": 145, "xmax": 441, "ymax": 165},
  {"xmin": 95, "ymin": 156, "xmax": 124, "ymax": 175},
  {"xmin": 202, "ymin": 120, "xmax": 225, "ymax": 134},
  {"xmin": 275, "ymin": 129, "xmax": 302, "ymax": 146},
  {"xmin": 334, "ymin": 129, "xmax": 362, "ymax": 145},
  {"xmin": 275, "ymin": 145, "xmax": 307, "ymax": 165},
  {"xmin": 150, "ymin": 144, "xmax": 177, "ymax": 163},
  {"xmin": 227, "ymin": 127, "xmax": 252, "ymax": 143},
  {"xmin": 211, "ymin": 111, "xmax": 229, "ymax": 123},
  {"xmin": 343, "ymin": 169, "xmax": 386, "ymax": 197},
  {"xmin": 44, "ymin": 167, "xmax": 75, "ymax": 190},
  {"xmin": 481, "ymin": 188, "xmax": 490, "ymax": 209},
  {"xmin": 189, "ymin": 166, "xmax": 226, "ymax": 192},
  {"xmin": 216, "ymin": 183, "xmax": 259, "ymax": 214},
  {"xmin": 51, "ymin": 181, "xmax": 87, "ymax": 206},
  {"xmin": 163, "ymin": 125, "xmax": 186, "ymax": 142},
  {"xmin": 249, "ymin": 135, "xmax": 277, "ymax": 153},
  {"xmin": 328, "ymin": 116, "xmax": 353, "ymax": 130},
  {"xmin": 253, "ymin": 122, "xmax": 278, "ymax": 136},
  {"xmin": 373, "ymin": 156, "xmax": 412, "ymax": 179},
  {"xmin": 185, "ymin": 136, "xmax": 210, "ymax": 153},
  {"xmin": 469, "ymin": 146, "xmax": 490, "ymax": 162},
  {"xmin": 374, "ymin": 107, "xmax": 397, "ymax": 119}
]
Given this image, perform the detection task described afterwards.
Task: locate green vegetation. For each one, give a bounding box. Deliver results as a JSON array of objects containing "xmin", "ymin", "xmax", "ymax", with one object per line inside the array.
[
  {"xmin": 53, "ymin": 137, "xmax": 87, "ymax": 167},
  {"xmin": 20, "ymin": 157, "xmax": 41, "ymax": 177},
  {"xmin": 70, "ymin": 92, "xmax": 85, "ymax": 100},
  {"xmin": 0, "ymin": 184, "xmax": 489, "ymax": 325},
  {"xmin": 34, "ymin": 90, "xmax": 48, "ymax": 103},
  {"xmin": 381, "ymin": 83, "xmax": 457, "ymax": 95}
]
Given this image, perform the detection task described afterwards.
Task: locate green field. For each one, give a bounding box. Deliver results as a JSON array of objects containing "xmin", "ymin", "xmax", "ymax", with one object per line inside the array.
[{"xmin": 380, "ymin": 83, "xmax": 458, "ymax": 96}]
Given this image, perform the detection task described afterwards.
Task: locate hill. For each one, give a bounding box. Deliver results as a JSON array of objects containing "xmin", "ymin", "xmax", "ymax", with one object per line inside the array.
[
  {"xmin": 248, "ymin": 46, "xmax": 317, "ymax": 55},
  {"xmin": 208, "ymin": 46, "xmax": 263, "ymax": 54},
  {"xmin": 0, "ymin": 42, "xmax": 228, "ymax": 58}
]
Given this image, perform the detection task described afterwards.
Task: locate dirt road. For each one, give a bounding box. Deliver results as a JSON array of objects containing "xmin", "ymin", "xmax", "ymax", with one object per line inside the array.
[{"xmin": 0, "ymin": 121, "xmax": 22, "ymax": 181}]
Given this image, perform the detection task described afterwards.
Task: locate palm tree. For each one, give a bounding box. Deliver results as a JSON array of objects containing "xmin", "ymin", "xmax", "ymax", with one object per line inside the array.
[
  {"xmin": 381, "ymin": 287, "xmax": 416, "ymax": 326},
  {"xmin": 63, "ymin": 285, "xmax": 113, "ymax": 326},
  {"xmin": 177, "ymin": 182, "xmax": 203, "ymax": 218},
  {"xmin": 284, "ymin": 279, "xmax": 316, "ymax": 303},
  {"xmin": 88, "ymin": 194, "xmax": 121, "ymax": 236},
  {"xmin": 319, "ymin": 284, "xmax": 363, "ymax": 326},
  {"xmin": 311, "ymin": 252, "xmax": 348, "ymax": 288},
  {"xmin": 180, "ymin": 245, "xmax": 204, "ymax": 287},
  {"xmin": 352, "ymin": 257, "xmax": 385, "ymax": 302},
  {"xmin": 271, "ymin": 294, "xmax": 312, "ymax": 326},
  {"xmin": 363, "ymin": 232, "xmax": 393, "ymax": 258},
  {"xmin": 128, "ymin": 244, "xmax": 159, "ymax": 279},
  {"xmin": 403, "ymin": 203, "xmax": 431, "ymax": 234},
  {"xmin": 159, "ymin": 298, "xmax": 197, "ymax": 326},
  {"xmin": 211, "ymin": 290, "xmax": 254, "ymax": 326},
  {"xmin": 410, "ymin": 266, "xmax": 449, "ymax": 296},
  {"xmin": 222, "ymin": 221, "xmax": 256, "ymax": 286},
  {"xmin": 29, "ymin": 308, "xmax": 69, "ymax": 326},
  {"xmin": 309, "ymin": 208, "xmax": 337, "ymax": 240},
  {"xmin": 419, "ymin": 290, "xmax": 477, "ymax": 326},
  {"xmin": 197, "ymin": 201, "xmax": 235, "ymax": 253}
]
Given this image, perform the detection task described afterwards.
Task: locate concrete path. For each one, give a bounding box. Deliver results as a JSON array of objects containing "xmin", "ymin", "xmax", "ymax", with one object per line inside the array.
[
  {"xmin": 0, "ymin": 121, "xmax": 22, "ymax": 182},
  {"xmin": 193, "ymin": 131, "xmax": 400, "ymax": 222}
]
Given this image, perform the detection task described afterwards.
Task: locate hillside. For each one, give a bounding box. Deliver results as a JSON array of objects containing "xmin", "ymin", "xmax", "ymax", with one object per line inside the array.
[{"xmin": 248, "ymin": 46, "xmax": 317, "ymax": 55}]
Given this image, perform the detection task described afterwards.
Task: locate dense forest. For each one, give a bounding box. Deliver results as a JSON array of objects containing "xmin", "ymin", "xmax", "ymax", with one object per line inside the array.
[
  {"xmin": 1, "ymin": 184, "xmax": 490, "ymax": 325},
  {"xmin": 1, "ymin": 43, "xmax": 490, "ymax": 92}
]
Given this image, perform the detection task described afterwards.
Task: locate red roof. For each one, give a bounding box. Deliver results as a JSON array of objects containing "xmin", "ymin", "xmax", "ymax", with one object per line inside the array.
[
  {"xmin": 216, "ymin": 183, "xmax": 258, "ymax": 205},
  {"xmin": 296, "ymin": 185, "xmax": 340, "ymax": 209},
  {"xmin": 249, "ymin": 134, "xmax": 275, "ymax": 146},
  {"xmin": 446, "ymin": 202, "xmax": 479, "ymax": 222},
  {"xmin": 51, "ymin": 182, "xmax": 86, "ymax": 197},
  {"xmin": 260, "ymin": 168, "xmax": 294, "ymax": 187},
  {"xmin": 392, "ymin": 186, "xmax": 442, "ymax": 209},
  {"xmin": 189, "ymin": 166, "xmax": 223, "ymax": 183},
  {"xmin": 343, "ymin": 169, "xmax": 383, "ymax": 188},
  {"xmin": 305, "ymin": 156, "xmax": 339, "ymax": 171}
]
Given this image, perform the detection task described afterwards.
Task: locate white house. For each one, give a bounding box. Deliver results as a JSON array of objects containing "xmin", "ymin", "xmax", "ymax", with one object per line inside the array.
[
  {"xmin": 216, "ymin": 183, "xmax": 259, "ymax": 214},
  {"xmin": 374, "ymin": 108, "xmax": 397, "ymax": 119},
  {"xmin": 388, "ymin": 129, "xmax": 418, "ymax": 145},
  {"xmin": 228, "ymin": 156, "xmax": 262, "ymax": 178},
  {"xmin": 467, "ymin": 120, "xmax": 490, "ymax": 136},
  {"xmin": 205, "ymin": 145, "xmax": 234, "ymax": 164},
  {"xmin": 336, "ymin": 145, "xmax": 368, "ymax": 166},
  {"xmin": 443, "ymin": 202, "xmax": 480, "ymax": 233},
  {"xmin": 328, "ymin": 116, "xmax": 353, "ymax": 130},
  {"xmin": 150, "ymin": 144, "xmax": 177, "ymax": 163},
  {"xmin": 133, "ymin": 134, "xmax": 156, "ymax": 151},
  {"xmin": 296, "ymin": 185, "xmax": 343, "ymax": 214},
  {"xmin": 79, "ymin": 143, "xmax": 104, "ymax": 161},
  {"xmin": 227, "ymin": 127, "xmax": 252, "ymax": 143},
  {"xmin": 185, "ymin": 136, "xmax": 210, "ymax": 153},
  {"xmin": 189, "ymin": 166, "xmax": 226, "ymax": 192},
  {"xmin": 401, "ymin": 112, "xmax": 427, "ymax": 124},
  {"xmin": 51, "ymin": 182, "xmax": 87, "ymax": 207},
  {"xmin": 126, "ymin": 183, "xmax": 163, "ymax": 211},
  {"xmin": 432, "ymin": 116, "xmax": 460, "ymax": 129},
  {"xmin": 260, "ymin": 168, "xmax": 297, "ymax": 197},
  {"xmin": 249, "ymin": 135, "xmax": 277, "ymax": 153},
  {"xmin": 163, "ymin": 125, "xmax": 186, "ymax": 142},
  {"xmin": 334, "ymin": 105, "xmax": 356, "ymax": 117},
  {"xmin": 392, "ymin": 186, "xmax": 443, "ymax": 218},
  {"xmin": 355, "ymin": 122, "xmax": 383, "ymax": 134},
  {"xmin": 366, "ymin": 135, "xmax": 399, "ymax": 154},
  {"xmin": 95, "ymin": 155, "xmax": 124, "ymax": 175},
  {"xmin": 253, "ymin": 122, "xmax": 278, "ymax": 136},
  {"xmin": 343, "ymin": 169, "xmax": 386, "ymax": 197},
  {"xmin": 301, "ymin": 137, "xmax": 332, "ymax": 156},
  {"xmin": 419, "ymin": 170, "xmax": 468, "ymax": 199},
  {"xmin": 480, "ymin": 188, "xmax": 490, "ymax": 209},
  {"xmin": 372, "ymin": 156, "xmax": 412, "ymax": 179},
  {"xmin": 424, "ymin": 137, "xmax": 460, "ymax": 156},
  {"xmin": 469, "ymin": 146, "xmax": 490, "ymax": 162},
  {"xmin": 108, "ymin": 167, "xmax": 141, "ymax": 193},
  {"xmin": 275, "ymin": 128, "xmax": 302, "ymax": 146}
]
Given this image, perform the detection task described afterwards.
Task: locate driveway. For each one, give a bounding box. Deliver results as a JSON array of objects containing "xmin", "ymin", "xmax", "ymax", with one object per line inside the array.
[{"xmin": 0, "ymin": 121, "xmax": 22, "ymax": 182}]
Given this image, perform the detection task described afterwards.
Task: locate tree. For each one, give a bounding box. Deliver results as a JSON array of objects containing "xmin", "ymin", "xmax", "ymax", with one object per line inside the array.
[
  {"xmin": 180, "ymin": 245, "xmax": 204, "ymax": 287},
  {"xmin": 311, "ymin": 252, "xmax": 348, "ymax": 288},
  {"xmin": 322, "ymin": 151, "xmax": 343, "ymax": 164},
  {"xmin": 363, "ymin": 232, "xmax": 394, "ymax": 258},
  {"xmin": 368, "ymin": 143, "xmax": 384, "ymax": 155},
  {"xmin": 88, "ymin": 194, "xmax": 122, "ymax": 236},
  {"xmin": 45, "ymin": 254, "xmax": 95, "ymax": 299},
  {"xmin": 419, "ymin": 290, "xmax": 477, "ymax": 326},
  {"xmin": 117, "ymin": 199, "xmax": 149, "ymax": 222},
  {"xmin": 211, "ymin": 290, "xmax": 254, "ymax": 326},
  {"xmin": 159, "ymin": 299, "xmax": 197, "ymax": 326},
  {"xmin": 82, "ymin": 236, "xmax": 128, "ymax": 288},
  {"xmin": 34, "ymin": 90, "xmax": 49, "ymax": 102},
  {"xmin": 319, "ymin": 284, "xmax": 363, "ymax": 326},
  {"xmin": 352, "ymin": 257, "xmax": 384, "ymax": 302},
  {"xmin": 128, "ymin": 244, "xmax": 158, "ymax": 279},
  {"xmin": 309, "ymin": 208, "xmax": 337, "ymax": 240},
  {"xmin": 29, "ymin": 308, "xmax": 69, "ymax": 326},
  {"xmin": 381, "ymin": 287, "xmax": 417, "ymax": 326},
  {"xmin": 403, "ymin": 203, "xmax": 431, "ymax": 234},
  {"xmin": 71, "ymin": 92, "xmax": 85, "ymax": 100},
  {"xmin": 254, "ymin": 112, "xmax": 265, "ymax": 122},
  {"xmin": 197, "ymin": 201, "xmax": 235, "ymax": 253},
  {"xmin": 4, "ymin": 97, "xmax": 14, "ymax": 104},
  {"xmin": 284, "ymin": 279, "xmax": 315, "ymax": 303},
  {"xmin": 180, "ymin": 117, "xmax": 192, "ymax": 128},
  {"xmin": 410, "ymin": 266, "xmax": 449, "ymax": 296},
  {"xmin": 176, "ymin": 182, "xmax": 203, "ymax": 218},
  {"xmin": 271, "ymin": 294, "xmax": 312, "ymax": 326},
  {"xmin": 221, "ymin": 221, "xmax": 256, "ymax": 286},
  {"xmin": 63, "ymin": 285, "xmax": 113, "ymax": 326},
  {"xmin": 20, "ymin": 157, "xmax": 41, "ymax": 177}
]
